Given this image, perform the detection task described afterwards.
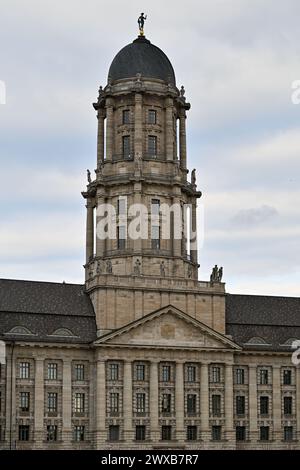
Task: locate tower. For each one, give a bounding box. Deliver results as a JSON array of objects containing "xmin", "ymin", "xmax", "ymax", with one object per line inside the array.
[{"xmin": 82, "ymin": 28, "xmax": 226, "ymax": 336}]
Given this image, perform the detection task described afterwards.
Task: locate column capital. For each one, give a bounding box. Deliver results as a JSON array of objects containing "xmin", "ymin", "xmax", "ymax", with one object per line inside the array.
[
  {"xmin": 97, "ymin": 108, "xmax": 106, "ymax": 118},
  {"xmin": 105, "ymin": 97, "xmax": 114, "ymax": 108}
]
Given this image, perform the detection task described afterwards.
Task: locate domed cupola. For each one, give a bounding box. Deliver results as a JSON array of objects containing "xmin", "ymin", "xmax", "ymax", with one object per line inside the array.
[{"xmin": 108, "ymin": 35, "xmax": 176, "ymax": 86}]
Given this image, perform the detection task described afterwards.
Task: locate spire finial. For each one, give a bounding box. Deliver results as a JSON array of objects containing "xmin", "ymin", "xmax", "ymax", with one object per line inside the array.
[{"xmin": 138, "ymin": 13, "xmax": 147, "ymax": 36}]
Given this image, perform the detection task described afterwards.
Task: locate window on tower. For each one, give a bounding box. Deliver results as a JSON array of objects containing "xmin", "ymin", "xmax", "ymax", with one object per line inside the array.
[
  {"xmin": 122, "ymin": 135, "xmax": 131, "ymax": 159},
  {"xmin": 122, "ymin": 109, "xmax": 130, "ymax": 124},
  {"xmin": 148, "ymin": 135, "xmax": 157, "ymax": 157},
  {"xmin": 117, "ymin": 225, "xmax": 126, "ymax": 250},
  {"xmin": 151, "ymin": 199, "xmax": 160, "ymax": 250},
  {"xmin": 148, "ymin": 109, "xmax": 157, "ymax": 124}
]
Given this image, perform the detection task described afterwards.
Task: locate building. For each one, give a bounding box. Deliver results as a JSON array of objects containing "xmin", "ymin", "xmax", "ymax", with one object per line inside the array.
[{"xmin": 0, "ymin": 23, "xmax": 300, "ymax": 450}]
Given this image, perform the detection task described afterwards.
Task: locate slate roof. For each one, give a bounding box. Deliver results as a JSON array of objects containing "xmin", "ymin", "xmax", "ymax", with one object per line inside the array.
[
  {"xmin": 108, "ymin": 35, "xmax": 176, "ymax": 85},
  {"xmin": 226, "ymin": 294, "xmax": 300, "ymax": 351},
  {"xmin": 0, "ymin": 279, "xmax": 299, "ymax": 351},
  {"xmin": 0, "ymin": 279, "xmax": 97, "ymax": 344}
]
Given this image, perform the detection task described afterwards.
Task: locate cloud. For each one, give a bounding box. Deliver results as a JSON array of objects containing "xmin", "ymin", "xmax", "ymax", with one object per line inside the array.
[{"xmin": 231, "ymin": 205, "xmax": 278, "ymax": 228}]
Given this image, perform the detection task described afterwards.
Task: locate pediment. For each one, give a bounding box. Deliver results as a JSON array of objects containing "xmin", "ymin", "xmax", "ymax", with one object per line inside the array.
[{"xmin": 95, "ymin": 305, "xmax": 241, "ymax": 350}]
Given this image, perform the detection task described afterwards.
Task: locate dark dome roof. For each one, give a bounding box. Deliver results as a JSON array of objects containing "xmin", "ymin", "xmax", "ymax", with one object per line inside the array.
[{"xmin": 108, "ymin": 36, "xmax": 176, "ymax": 85}]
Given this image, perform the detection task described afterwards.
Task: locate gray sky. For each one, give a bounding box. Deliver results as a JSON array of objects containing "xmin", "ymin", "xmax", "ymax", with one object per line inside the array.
[{"xmin": 0, "ymin": 0, "xmax": 300, "ymax": 296}]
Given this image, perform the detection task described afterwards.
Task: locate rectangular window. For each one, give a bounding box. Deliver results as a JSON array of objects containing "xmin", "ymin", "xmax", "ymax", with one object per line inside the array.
[
  {"xmin": 260, "ymin": 396, "xmax": 269, "ymax": 415},
  {"xmin": 75, "ymin": 364, "xmax": 85, "ymax": 381},
  {"xmin": 212, "ymin": 425, "xmax": 221, "ymax": 441},
  {"xmin": 117, "ymin": 198, "xmax": 126, "ymax": 216},
  {"xmin": 161, "ymin": 393, "xmax": 171, "ymax": 413},
  {"xmin": 236, "ymin": 368, "xmax": 245, "ymax": 385},
  {"xmin": 151, "ymin": 199, "xmax": 160, "ymax": 250},
  {"xmin": 148, "ymin": 109, "xmax": 157, "ymax": 124},
  {"xmin": 236, "ymin": 426, "xmax": 246, "ymax": 441},
  {"xmin": 74, "ymin": 393, "xmax": 85, "ymax": 413},
  {"xmin": 151, "ymin": 199, "xmax": 160, "ymax": 215},
  {"xmin": 136, "ymin": 393, "xmax": 146, "ymax": 413},
  {"xmin": 122, "ymin": 109, "xmax": 130, "ymax": 124},
  {"xmin": 136, "ymin": 364, "xmax": 145, "ymax": 381},
  {"xmin": 47, "ymin": 363, "xmax": 58, "ymax": 380},
  {"xmin": 236, "ymin": 396, "xmax": 245, "ymax": 415},
  {"xmin": 19, "ymin": 362, "xmax": 30, "ymax": 379},
  {"xmin": 260, "ymin": 426, "xmax": 269, "ymax": 441},
  {"xmin": 47, "ymin": 425, "xmax": 57, "ymax": 442},
  {"xmin": 109, "ymin": 425, "xmax": 119, "ymax": 441},
  {"xmin": 20, "ymin": 391, "xmax": 30, "ymax": 412},
  {"xmin": 122, "ymin": 135, "xmax": 131, "ymax": 159},
  {"xmin": 74, "ymin": 425, "xmax": 85, "ymax": 442},
  {"xmin": 109, "ymin": 363, "xmax": 119, "ymax": 381},
  {"xmin": 284, "ymin": 426, "xmax": 293, "ymax": 441},
  {"xmin": 161, "ymin": 425, "xmax": 172, "ymax": 441},
  {"xmin": 110, "ymin": 393, "xmax": 119, "ymax": 413},
  {"xmin": 162, "ymin": 365, "xmax": 171, "ymax": 382},
  {"xmin": 117, "ymin": 225, "xmax": 126, "ymax": 250},
  {"xmin": 19, "ymin": 425, "xmax": 30, "ymax": 441},
  {"xmin": 47, "ymin": 392, "xmax": 58, "ymax": 413},
  {"xmin": 260, "ymin": 369, "xmax": 269, "ymax": 385},
  {"xmin": 187, "ymin": 394, "xmax": 197, "ymax": 414},
  {"xmin": 283, "ymin": 369, "xmax": 292, "ymax": 385},
  {"xmin": 151, "ymin": 225, "xmax": 160, "ymax": 250},
  {"xmin": 135, "ymin": 425, "xmax": 146, "ymax": 441},
  {"xmin": 284, "ymin": 396, "xmax": 292, "ymax": 415},
  {"xmin": 148, "ymin": 135, "xmax": 157, "ymax": 157},
  {"xmin": 211, "ymin": 366, "xmax": 221, "ymax": 383},
  {"xmin": 187, "ymin": 425, "xmax": 197, "ymax": 441},
  {"xmin": 212, "ymin": 394, "xmax": 221, "ymax": 417},
  {"xmin": 187, "ymin": 365, "xmax": 196, "ymax": 382}
]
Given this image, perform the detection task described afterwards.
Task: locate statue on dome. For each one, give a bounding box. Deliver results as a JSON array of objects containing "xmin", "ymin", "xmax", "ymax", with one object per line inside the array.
[{"xmin": 138, "ymin": 13, "xmax": 147, "ymax": 36}]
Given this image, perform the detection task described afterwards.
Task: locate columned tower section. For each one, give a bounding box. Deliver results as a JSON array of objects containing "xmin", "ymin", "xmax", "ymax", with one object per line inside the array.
[{"xmin": 82, "ymin": 34, "xmax": 225, "ymax": 336}]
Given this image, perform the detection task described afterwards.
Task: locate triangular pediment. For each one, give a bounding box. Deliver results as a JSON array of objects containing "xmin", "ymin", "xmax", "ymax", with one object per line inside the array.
[{"xmin": 94, "ymin": 305, "xmax": 241, "ymax": 350}]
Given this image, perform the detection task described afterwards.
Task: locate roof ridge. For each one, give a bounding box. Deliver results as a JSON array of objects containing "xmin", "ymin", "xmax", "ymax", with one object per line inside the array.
[{"xmin": 0, "ymin": 278, "xmax": 84, "ymax": 287}]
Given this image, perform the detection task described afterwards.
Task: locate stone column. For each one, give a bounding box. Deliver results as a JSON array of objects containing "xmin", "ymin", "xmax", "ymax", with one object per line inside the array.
[
  {"xmin": 133, "ymin": 184, "xmax": 142, "ymax": 254},
  {"xmin": 150, "ymin": 361, "xmax": 159, "ymax": 442},
  {"xmin": 123, "ymin": 361, "xmax": 133, "ymax": 442},
  {"xmin": 5, "ymin": 346, "xmax": 16, "ymax": 449},
  {"xmin": 134, "ymin": 93, "xmax": 143, "ymax": 159},
  {"xmin": 62, "ymin": 359, "xmax": 72, "ymax": 445},
  {"xmin": 172, "ymin": 196, "xmax": 182, "ymax": 258},
  {"xmin": 105, "ymin": 98, "xmax": 114, "ymax": 161},
  {"xmin": 297, "ymin": 367, "xmax": 300, "ymax": 442},
  {"xmin": 89, "ymin": 362, "xmax": 96, "ymax": 446},
  {"xmin": 249, "ymin": 365, "xmax": 258, "ymax": 442},
  {"xmin": 273, "ymin": 365, "xmax": 282, "ymax": 442},
  {"xmin": 165, "ymin": 97, "xmax": 174, "ymax": 161},
  {"xmin": 190, "ymin": 200, "xmax": 198, "ymax": 267},
  {"xmin": 97, "ymin": 108, "xmax": 105, "ymax": 167},
  {"xmin": 96, "ymin": 195, "xmax": 105, "ymax": 258},
  {"xmin": 179, "ymin": 110, "xmax": 187, "ymax": 168},
  {"xmin": 200, "ymin": 363, "xmax": 209, "ymax": 442},
  {"xmin": 96, "ymin": 360, "xmax": 106, "ymax": 447},
  {"xmin": 34, "ymin": 359, "xmax": 44, "ymax": 447},
  {"xmin": 224, "ymin": 364, "xmax": 234, "ymax": 443},
  {"xmin": 175, "ymin": 361, "xmax": 185, "ymax": 442},
  {"xmin": 86, "ymin": 199, "xmax": 94, "ymax": 265}
]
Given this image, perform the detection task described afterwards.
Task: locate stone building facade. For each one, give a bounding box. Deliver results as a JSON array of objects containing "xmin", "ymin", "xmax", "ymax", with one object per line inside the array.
[{"xmin": 0, "ymin": 30, "xmax": 300, "ymax": 450}]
